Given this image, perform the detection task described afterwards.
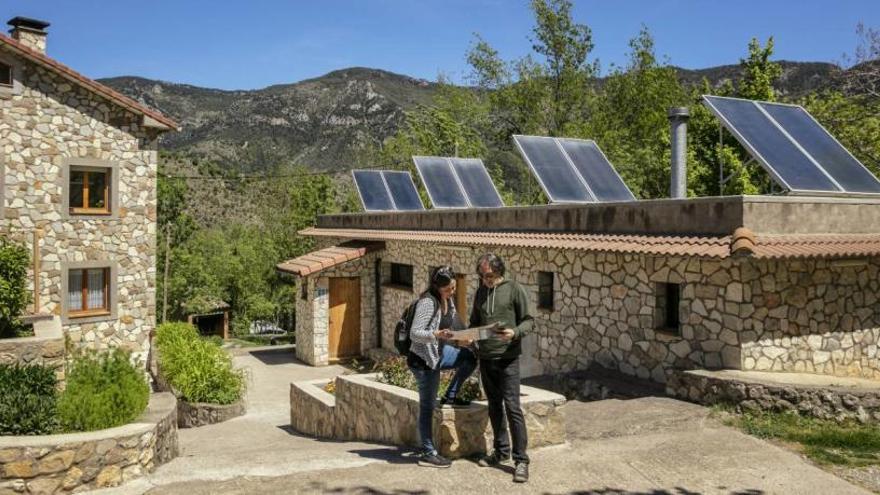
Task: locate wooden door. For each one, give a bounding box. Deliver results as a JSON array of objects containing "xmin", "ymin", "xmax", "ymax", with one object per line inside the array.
[
  {"xmin": 455, "ymin": 274, "xmax": 468, "ymax": 328},
  {"xmin": 329, "ymin": 277, "xmax": 361, "ymax": 360}
]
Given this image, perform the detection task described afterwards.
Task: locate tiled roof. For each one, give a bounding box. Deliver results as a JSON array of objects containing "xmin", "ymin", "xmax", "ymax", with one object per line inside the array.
[
  {"xmin": 0, "ymin": 33, "xmax": 178, "ymax": 130},
  {"xmin": 299, "ymin": 227, "xmax": 880, "ymax": 260},
  {"xmin": 276, "ymin": 241, "xmax": 385, "ymax": 276}
]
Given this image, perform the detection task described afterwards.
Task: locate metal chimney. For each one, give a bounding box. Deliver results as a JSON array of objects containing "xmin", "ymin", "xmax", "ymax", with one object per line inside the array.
[{"xmin": 668, "ymin": 107, "xmax": 689, "ymax": 199}]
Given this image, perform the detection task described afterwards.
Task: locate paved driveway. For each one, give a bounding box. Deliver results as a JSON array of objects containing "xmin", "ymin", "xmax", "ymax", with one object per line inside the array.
[{"xmin": 95, "ymin": 347, "xmax": 869, "ymax": 495}]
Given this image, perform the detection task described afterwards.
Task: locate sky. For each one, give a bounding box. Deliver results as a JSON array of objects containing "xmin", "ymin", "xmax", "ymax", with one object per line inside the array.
[{"xmin": 3, "ymin": 0, "xmax": 878, "ymax": 90}]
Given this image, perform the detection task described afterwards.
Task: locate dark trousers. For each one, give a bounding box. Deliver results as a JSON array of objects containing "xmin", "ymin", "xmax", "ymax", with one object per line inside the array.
[{"xmin": 479, "ymin": 357, "xmax": 529, "ymax": 464}]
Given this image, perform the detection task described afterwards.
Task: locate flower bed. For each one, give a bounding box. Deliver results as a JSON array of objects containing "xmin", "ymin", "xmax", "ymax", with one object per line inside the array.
[
  {"xmin": 154, "ymin": 323, "xmax": 246, "ymax": 428},
  {"xmin": 0, "ymin": 392, "xmax": 178, "ymax": 493},
  {"xmin": 290, "ymin": 373, "xmax": 566, "ymax": 458}
]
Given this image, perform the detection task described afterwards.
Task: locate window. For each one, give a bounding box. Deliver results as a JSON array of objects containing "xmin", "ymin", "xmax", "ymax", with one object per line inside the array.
[
  {"xmin": 69, "ymin": 167, "xmax": 111, "ymax": 215},
  {"xmin": 0, "ymin": 62, "xmax": 11, "ymax": 87},
  {"xmin": 67, "ymin": 268, "xmax": 110, "ymax": 317},
  {"xmin": 537, "ymin": 271, "xmax": 554, "ymax": 310},
  {"xmin": 655, "ymin": 282, "xmax": 681, "ymax": 334},
  {"xmin": 389, "ymin": 263, "xmax": 413, "ymax": 289},
  {"xmin": 300, "ymin": 281, "xmax": 308, "ymax": 301}
]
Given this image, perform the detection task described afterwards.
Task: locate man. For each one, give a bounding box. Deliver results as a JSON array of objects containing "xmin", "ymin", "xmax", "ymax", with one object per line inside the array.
[{"xmin": 470, "ymin": 253, "xmax": 533, "ymax": 483}]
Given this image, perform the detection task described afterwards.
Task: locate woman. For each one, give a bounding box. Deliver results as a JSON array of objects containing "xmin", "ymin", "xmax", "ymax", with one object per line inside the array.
[{"xmin": 408, "ymin": 265, "xmax": 477, "ymax": 468}]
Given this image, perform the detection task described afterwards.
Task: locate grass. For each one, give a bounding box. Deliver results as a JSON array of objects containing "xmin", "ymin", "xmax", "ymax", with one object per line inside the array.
[{"xmin": 718, "ymin": 407, "xmax": 880, "ymax": 467}]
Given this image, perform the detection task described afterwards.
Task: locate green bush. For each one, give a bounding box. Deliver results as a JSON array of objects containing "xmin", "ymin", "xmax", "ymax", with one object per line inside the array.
[
  {"xmin": 0, "ymin": 239, "xmax": 31, "ymax": 338},
  {"xmin": 0, "ymin": 363, "xmax": 58, "ymax": 435},
  {"xmin": 57, "ymin": 349, "xmax": 150, "ymax": 432},
  {"xmin": 156, "ymin": 322, "xmax": 245, "ymax": 405},
  {"xmin": 375, "ymin": 356, "xmax": 481, "ymax": 402}
]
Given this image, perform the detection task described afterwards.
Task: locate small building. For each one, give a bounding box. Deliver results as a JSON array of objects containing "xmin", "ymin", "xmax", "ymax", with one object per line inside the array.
[
  {"xmin": 279, "ymin": 196, "xmax": 880, "ymax": 382},
  {"xmin": 183, "ymin": 299, "xmax": 231, "ymax": 340},
  {"xmin": 0, "ymin": 17, "xmax": 177, "ymax": 368}
]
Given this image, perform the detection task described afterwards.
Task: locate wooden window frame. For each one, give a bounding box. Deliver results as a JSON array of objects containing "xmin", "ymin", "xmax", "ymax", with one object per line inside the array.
[
  {"xmin": 67, "ymin": 267, "xmax": 111, "ymax": 318},
  {"xmin": 69, "ymin": 167, "xmax": 111, "ymax": 216},
  {"xmin": 537, "ymin": 271, "xmax": 555, "ymax": 311}
]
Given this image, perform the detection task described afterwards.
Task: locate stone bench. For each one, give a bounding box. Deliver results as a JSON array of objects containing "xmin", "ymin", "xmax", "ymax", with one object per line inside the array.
[{"xmin": 290, "ymin": 373, "xmax": 566, "ymax": 458}]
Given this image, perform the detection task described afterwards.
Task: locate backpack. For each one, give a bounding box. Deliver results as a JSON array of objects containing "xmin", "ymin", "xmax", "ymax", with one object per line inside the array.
[{"xmin": 394, "ymin": 295, "xmax": 439, "ymax": 355}]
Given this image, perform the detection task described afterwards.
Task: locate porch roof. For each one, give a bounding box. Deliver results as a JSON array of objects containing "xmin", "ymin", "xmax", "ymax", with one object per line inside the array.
[
  {"xmin": 276, "ymin": 240, "xmax": 385, "ymax": 276},
  {"xmin": 298, "ymin": 227, "xmax": 880, "ymax": 260}
]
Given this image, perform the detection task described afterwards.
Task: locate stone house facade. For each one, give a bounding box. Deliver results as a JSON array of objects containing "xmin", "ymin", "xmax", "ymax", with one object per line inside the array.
[
  {"xmin": 0, "ymin": 17, "xmax": 177, "ymax": 368},
  {"xmin": 280, "ymin": 196, "xmax": 880, "ymax": 383}
]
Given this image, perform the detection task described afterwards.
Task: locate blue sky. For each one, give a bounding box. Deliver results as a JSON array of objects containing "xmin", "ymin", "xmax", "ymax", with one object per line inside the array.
[{"xmin": 3, "ymin": 1, "xmax": 877, "ymax": 90}]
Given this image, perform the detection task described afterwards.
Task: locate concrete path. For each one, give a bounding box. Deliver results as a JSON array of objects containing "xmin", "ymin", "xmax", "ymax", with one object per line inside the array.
[
  {"xmin": 95, "ymin": 347, "xmax": 869, "ymax": 495},
  {"xmin": 95, "ymin": 346, "xmax": 384, "ymax": 495}
]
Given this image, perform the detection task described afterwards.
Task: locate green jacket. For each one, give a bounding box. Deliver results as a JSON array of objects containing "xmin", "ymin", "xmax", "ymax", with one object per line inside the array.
[{"xmin": 469, "ymin": 278, "xmax": 534, "ymax": 360}]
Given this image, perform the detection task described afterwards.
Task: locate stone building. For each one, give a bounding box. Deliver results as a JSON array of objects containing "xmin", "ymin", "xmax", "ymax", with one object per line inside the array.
[
  {"xmin": 0, "ymin": 17, "xmax": 177, "ymax": 367},
  {"xmin": 279, "ymin": 196, "xmax": 880, "ymax": 383}
]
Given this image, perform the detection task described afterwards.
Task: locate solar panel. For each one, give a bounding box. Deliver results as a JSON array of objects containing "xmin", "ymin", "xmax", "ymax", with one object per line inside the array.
[
  {"xmin": 413, "ymin": 156, "xmax": 470, "ymax": 208},
  {"xmin": 703, "ymin": 95, "xmax": 880, "ymax": 195},
  {"xmin": 382, "ymin": 171, "xmax": 424, "ymax": 210},
  {"xmin": 512, "ymin": 135, "xmax": 594, "ymax": 203},
  {"xmin": 449, "ymin": 158, "xmax": 504, "ymax": 208},
  {"xmin": 757, "ymin": 102, "xmax": 880, "ymax": 194},
  {"xmin": 557, "ymin": 138, "xmax": 636, "ymax": 202},
  {"xmin": 352, "ymin": 170, "xmax": 394, "ymax": 211}
]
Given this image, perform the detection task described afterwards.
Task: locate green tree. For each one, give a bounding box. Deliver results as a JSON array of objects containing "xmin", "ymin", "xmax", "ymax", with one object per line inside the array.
[
  {"xmin": 583, "ymin": 26, "xmax": 688, "ymax": 198},
  {"xmin": 0, "ymin": 240, "xmax": 30, "ymax": 338},
  {"xmin": 739, "ymin": 37, "xmax": 783, "ymax": 101}
]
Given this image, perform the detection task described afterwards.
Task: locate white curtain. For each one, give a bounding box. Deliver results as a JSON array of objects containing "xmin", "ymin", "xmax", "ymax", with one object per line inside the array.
[
  {"xmin": 68, "ymin": 270, "xmax": 83, "ymax": 311},
  {"xmin": 87, "ymin": 269, "xmax": 105, "ymax": 309}
]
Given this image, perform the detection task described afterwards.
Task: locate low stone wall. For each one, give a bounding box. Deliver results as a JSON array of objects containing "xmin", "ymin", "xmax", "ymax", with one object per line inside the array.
[
  {"xmin": 667, "ymin": 369, "xmax": 880, "ymax": 423},
  {"xmin": 290, "ymin": 373, "xmax": 566, "ymax": 458},
  {"xmin": 0, "ymin": 335, "xmax": 66, "ymax": 383},
  {"xmin": 177, "ymin": 399, "xmax": 245, "ymax": 429},
  {"xmin": 0, "ymin": 392, "xmax": 178, "ymax": 493}
]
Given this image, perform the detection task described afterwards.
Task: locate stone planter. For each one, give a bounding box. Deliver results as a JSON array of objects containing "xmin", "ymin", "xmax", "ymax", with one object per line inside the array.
[
  {"xmin": 290, "ymin": 373, "xmax": 566, "ymax": 458},
  {"xmin": 150, "ymin": 343, "xmax": 246, "ymax": 428},
  {"xmin": 0, "ymin": 392, "xmax": 178, "ymax": 493},
  {"xmin": 177, "ymin": 399, "xmax": 246, "ymax": 428}
]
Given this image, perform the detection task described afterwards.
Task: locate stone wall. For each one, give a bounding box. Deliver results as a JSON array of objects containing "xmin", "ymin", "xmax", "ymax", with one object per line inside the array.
[
  {"xmin": 296, "ymin": 237, "xmax": 880, "ymax": 382},
  {"xmin": 0, "ymin": 335, "xmax": 65, "ymax": 382},
  {"xmin": 0, "ymin": 50, "xmax": 163, "ymax": 369},
  {"xmin": 668, "ymin": 369, "xmax": 880, "ymax": 423},
  {"xmin": 289, "ymin": 373, "xmax": 566, "ymax": 458},
  {"xmin": 0, "ymin": 392, "xmax": 178, "ymax": 493}
]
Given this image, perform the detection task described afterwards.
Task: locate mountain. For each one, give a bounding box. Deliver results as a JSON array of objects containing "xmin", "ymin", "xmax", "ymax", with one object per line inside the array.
[
  {"xmin": 99, "ymin": 61, "xmax": 842, "ymax": 173},
  {"xmin": 100, "ymin": 68, "xmax": 438, "ymax": 172}
]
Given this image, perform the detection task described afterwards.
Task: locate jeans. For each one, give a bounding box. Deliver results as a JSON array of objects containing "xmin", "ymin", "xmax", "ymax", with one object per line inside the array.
[
  {"xmin": 480, "ymin": 357, "xmax": 529, "ymax": 464},
  {"xmin": 409, "ymin": 345, "xmax": 477, "ymax": 454}
]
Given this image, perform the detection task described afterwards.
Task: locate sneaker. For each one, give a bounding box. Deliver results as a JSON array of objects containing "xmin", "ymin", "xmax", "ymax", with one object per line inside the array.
[
  {"xmin": 418, "ymin": 452, "xmax": 451, "ymax": 468},
  {"xmin": 513, "ymin": 462, "xmax": 529, "ymax": 483},
  {"xmin": 439, "ymin": 396, "xmax": 472, "ymax": 408},
  {"xmin": 477, "ymin": 451, "xmax": 508, "ymax": 467}
]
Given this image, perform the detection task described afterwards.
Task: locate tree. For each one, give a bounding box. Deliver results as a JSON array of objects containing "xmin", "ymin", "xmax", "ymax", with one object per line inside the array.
[
  {"xmin": 583, "ymin": 26, "xmax": 688, "ymax": 198},
  {"xmin": 0, "ymin": 239, "xmax": 31, "ymax": 338},
  {"xmin": 738, "ymin": 37, "xmax": 783, "ymax": 101},
  {"xmin": 841, "ymin": 23, "xmax": 880, "ymax": 102}
]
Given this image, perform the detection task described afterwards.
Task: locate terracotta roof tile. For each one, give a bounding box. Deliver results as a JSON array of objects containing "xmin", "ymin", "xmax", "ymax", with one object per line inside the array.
[
  {"xmin": 276, "ymin": 241, "xmax": 385, "ymax": 276},
  {"xmin": 298, "ymin": 228, "xmax": 732, "ymax": 259},
  {"xmin": 0, "ymin": 33, "xmax": 178, "ymax": 130},
  {"xmin": 299, "ymin": 228, "xmax": 880, "ymax": 260}
]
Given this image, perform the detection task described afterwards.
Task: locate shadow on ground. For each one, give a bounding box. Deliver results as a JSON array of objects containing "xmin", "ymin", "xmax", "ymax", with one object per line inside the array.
[
  {"xmin": 552, "ymin": 490, "xmax": 763, "ymax": 495},
  {"xmin": 247, "ymin": 345, "xmax": 298, "ymax": 365}
]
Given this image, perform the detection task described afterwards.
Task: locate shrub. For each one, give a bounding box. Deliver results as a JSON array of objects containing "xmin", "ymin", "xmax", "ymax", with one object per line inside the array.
[
  {"xmin": 375, "ymin": 356, "xmax": 481, "ymax": 402},
  {"xmin": 0, "ymin": 363, "xmax": 58, "ymax": 435},
  {"xmin": 156, "ymin": 322, "xmax": 245, "ymax": 404},
  {"xmin": 0, "ymin": 240, "xmax": 31, "ymax": 338},
  {"xmin": 57, "ymin": 349, "xmax": 149, "ymax": 432}
]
